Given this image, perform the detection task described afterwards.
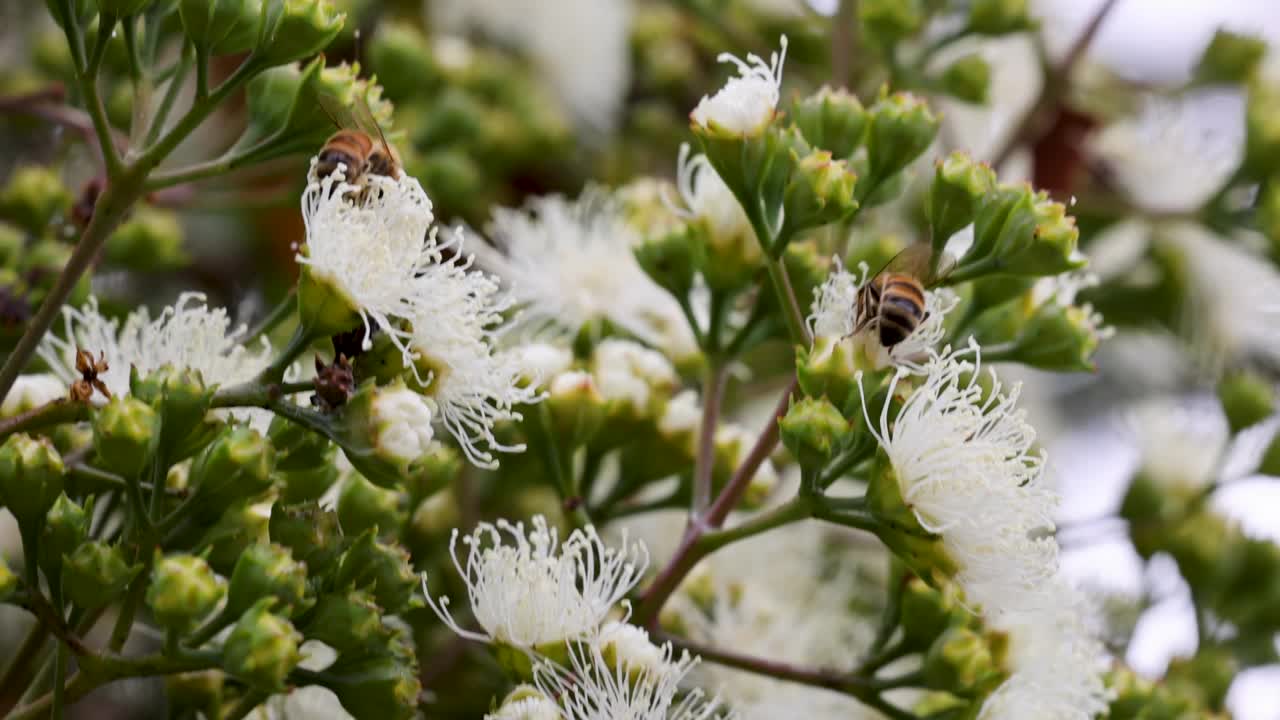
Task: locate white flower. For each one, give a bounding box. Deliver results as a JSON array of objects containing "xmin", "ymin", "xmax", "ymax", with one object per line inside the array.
[
  {"xmin": 479, "ymin": 191, "xmax": 696, "ymax": 358},
  {"xmin": 859, "ymin": 341, "xmax": 1060, "ymax": 616},
  {"xmin": 370, "ymin": 386, "xmax": 435, "ymax": 464},
  {"xmin": 590, "ymin": 339, "xmax": 678, "ymax": 416},
  {"xmin": 429, "ymin": 0, "xmax": 631, "ymax": 133},
  {"xmin": 515, "ymin": 342, "xmax": 576, "ymax": 387},
  {"xmin": 405, "ymin": 233, "xmax": 541, "ymax": 469},
  {"xmin": 1089, "ymin": 89, "xmax": 1243, "ymax": 213},
  {"xmin": 1, "ymin": 374, "xmax": 65, "ymax": 416},
  {"xmin": 690, "ymin": 36, "xmax": 788, "ymax": 136},
  {"xmin": 534, "ymin": 639, "xmax": 724, "ymax": 720},
  {"xmin": 298, "ymin": 163, "xmax": 438, "ymax": 357},
  {"xmin": 424, "ymin": 515, "xmax": 649, "ymax": 648},
  {"xmin": 808, "ymin": 259, "xmax": 959, "ymax": 370},
  {"xmin": 658, "ymin": 389, "xmax": 701, "ymax": 439},
  {"xmin": 978, "ymin": 580, "xmax": 1110, "ymax": 720},
  {"xmin": 597, "ymin": 621, "xmax": 681, "ymax": 682},
  {"xmin": 1124, "ymin": 397, "xmax": 1227, "ymax": 492},
  {"xmin": 486, "ymin": 687, "xmax": 564, "ymax": 720},
  {"xmin": 672, "ymin": 144, "xmax": 757, "ymax": 256},
  {"xmin": 36, "ymin": 294, "xmax": 278, "ymax": 429}
]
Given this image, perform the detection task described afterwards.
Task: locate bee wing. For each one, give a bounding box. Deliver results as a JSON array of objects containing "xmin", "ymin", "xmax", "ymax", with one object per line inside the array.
[
  {"xmin": 877, "ymin": 243, "xmax": 933, "ymax": 277},
  {"xmin": 314, "ymin": 91, "xmax": 356, "ymax": 132},
  {"xmin": 349, "ymin": 93, "xmax": 395, "ymax": 158}
]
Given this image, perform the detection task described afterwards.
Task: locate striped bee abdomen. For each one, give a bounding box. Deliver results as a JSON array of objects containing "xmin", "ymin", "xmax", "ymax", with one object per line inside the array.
[{"xmin": 877, "ymin": 275, "xmax": 926, "ymax": 348}]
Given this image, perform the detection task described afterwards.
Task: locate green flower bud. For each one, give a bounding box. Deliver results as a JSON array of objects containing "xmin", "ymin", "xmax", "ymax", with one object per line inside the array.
[
  {"xmin": 188, "ymin": 425, "xmax": 275, "ymax": 523},
  {"xmin": 0, "ymin": 556, "xmax": 17, "ymax": 602},
  {"xmin": 166, "ymin": 670, "xmax": 225, "ymax": 720},
  {"xmin": 1195, "ymin": 29, "xmax": 1267, "ymax": 85},
  {"xmin": 929, "ymin": 152, "xmax": 996, "ymax": 253},
  {"xmin": 225, "ymin": 543, "xmax": 310, "ymax": 621},
  {"xmin": 268, "ymin": 415, "xmax": 340, "ymax": 503},
  {"xmin": 178, "ymin": 0, "xmax": 262, "ymax": 55},
  {"xmin": 0, "ymin": 222, "xmax": 23, "ymax": 268},
  {"xmin": 0, "ymin": 434, "xmax": 66, "ymax": 532},
  {"xmin": 779, "ymin": 396, "xmax": 850, "ymax": 470},
  {"xmin": 1244, "ymin": 81, "xmax": 1280, "ymax": 179},
  {"xmin": 335, "ymin": 531, "xmax": 419, "ymax": 614},
  {"xmin": 147, "ymin": 552, "xmax": 225, "ymax": 632},
  {"xmin": 924, "ymin": 626, "xmax": 999, "ymax": 695},
  {"xmin": 318, "ymin": 646, "xmax": 421, "ymax": 720},
  {"xmin": 367, "ymin": 21, "xmax": 440, "ymax": 102},
  {"xmin": 796, "ymin": 336, "xmax": 864, "ymax": 409},
  {"xmin": 968, "ymin": 0, "xmax": 1032, "ymax": 35},
  {"xmin": 0, "ymin": 165, "xmax": 71, "ymax": 234},
  {"xmin": 858, "ymin": 0, "xmax": 924, "ymax": 48},
  {"xmin": 407, "ymin": 488, "xmax": 461, "ymax": 542},
  {"xmin": 900, "ymin": 577, "xmax": 966, "ymax": 650},
  {"xmin": 865, "ymin": 92, "xmax": 939, "ymax": 190},
  {"xmin": 269, "ymin": 501, "xmax": 344, "ymax": 577},
  {"xmin": 39, "ymin": 493, "xmax": 88, "ymax": 583},
  {"xmin": 62, "ymin": 541, "xmax": 141, "ymax": 610},
  {"xmin": 256, "ymin": 0, "xmax": 345, "ymax": 68},
  {"xmin": 792, "ymin": 86, "xmax": 868, "ymax": 159},
  {"xmin": 1218, "ymin": 371, "xmax": 1275, "ymax": 433},
  {"xmin": 95, "ymin": 0, "xmax": 155, "ymax": 15},
  {"xmin": 194, "ymin": 500, "xmax": 269, "ymax": 575},
  {"xmin": 634, "ymin": 225, "xmax": 700, "ymax": 298},
  {"xmin": 979, "ymin": 294, "xmax": 1109, "ymax": 372},
  {"xmin": 20, "ymin": 241, "xmax": 89, "ymax": 311},
  {"xmin": 106, "ymin": 81, "xmax": 133, "ymax": 133},
  {"xmin": 235, "ymin": 59, "xmax": 320, "ymax": 151},
  {"xmin": 221, "ymin": 598, "xmax": 302, "ymax": 692},
  {"xmin": 783, "ymin": 149, "xmax": 860, "ymax": 232},
  {"xmin": 93, "ymin": 396, "xmax": 159, "ymax": 478},
  {"xmin": 338, "ymin": 473, "xmax": 408, "ymax": 538},
  {"xmin": 335, "ymin": 380, "xmax": 434, "ymax": 488},
  {"xmin": 131, "ymin": 364, "xmax": 216, "ymax": 459},
  {"xmin": 939, "ymin": 53, "xmax": 991, "ymax": 104},
  {"xmin": 105, "ymin": 206, "xmax": 186, "ymax": 271},
  {"xmin": 966, "ymin": 185, "xmax": 1086, "ymax": 277},
  {"xmin": 303, "ymin": 591, "xmax": 387, "ymax": 654}
]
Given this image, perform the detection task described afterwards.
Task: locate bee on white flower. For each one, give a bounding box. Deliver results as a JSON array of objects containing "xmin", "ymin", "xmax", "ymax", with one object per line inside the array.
[
  {"xmin": 36, "ymin": 293, "xmax": 279, "ymax": 430},
  {"xmin": 691, "ymin": 36, "xmax": 788, "ymax": 137},
  {"xmin": 978, "ymin": 580, "xmax": 1111, "ymax": 720},
  {"xmin": 424, "ymin": 515, "xmax": 649, "ymax": 649},
  {"xmin": 859, "ymin": 341, "xmax": 1060, "ymax": 617},
  {"xmin": 478, "ymin": 191, "xmax": 697, "ymax": 360},
  {"xmin": 809, "ymin": 259, "xmax": 959, "ymax": 371}
]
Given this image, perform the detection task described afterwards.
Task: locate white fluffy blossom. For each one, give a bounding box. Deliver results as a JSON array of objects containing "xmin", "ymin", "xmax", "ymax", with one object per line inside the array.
[
  {"xmin": 691, "ymin": 37, "xmax": 787, "ymax": 136},
  {"xmin": 534, "ymin": 639, "xmax": 724, "ymax": 720},
  {"xmin": 405, "ymin": 235, "xmax": 541, "ymax": 469},
  {"xmin": 298, "ymin": 163, "xmax": 439, "ymax": 357},
  {"xmin": 1124, "ymin": 397, "xmax": 1227, "ymax": 493},
  {"xmin": 479, "ymin": 191, "xmax": 697, "ymax": 359},
  {"xmin": 860, "ymin": 341, "xmax": 1059, "ymax": 616},
  {"xmin": 1089, "ymin": 89, "xmax": 1243, "ymax": 213},
  {"xmin": 978, "ymin": 580, "xmax": 1111, "ymax": 720},
  {"xmin": 36, "ymin": 294, "xmax": 277, "ymax": 429},
  {"xmin": 424, "ymin": 515, "xmax": 649, "ymax": 648},
  {"xmin": 429, "ymin": 0, "xmax": 632, "ymax": 133},
  {"xmin": 809, "ymin": 259, "xmax": 959, "ymax": 370},
  {"xmin": 1, "ymin": 374, "xmax": 65, "ymax": 416}
]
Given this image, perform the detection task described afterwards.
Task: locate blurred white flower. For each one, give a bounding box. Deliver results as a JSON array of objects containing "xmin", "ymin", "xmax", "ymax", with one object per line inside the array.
[
  {"xmin": 1089, "ymin": 89, "xmax": 1244, "ymax": 213},
  {"xmin": 937, "ymin": 35, "xmax": 1042, "ymax": 164},
  {"xmin": 514, "ymin": 342, "xmax": 576, "ymax": 388},
  {"xmin": 0, "ymin": 374, "xmax": 65, "ymax": 416},
  {"xmin": 979, "ymin": 580, "xmax": 1110, "ymax": 720},
  {"xmin": 672, "ymin": 143, "xmax": 757, "ymax": 254},
  {"xmin": 429, "ymin": 0, "xmax": 632, "ymax": 133},
  {"xmin": 424, "ymin": 515, "xmax": 648, "ymax": 648},
  {"xmin": 691, "ymin": 37, "xmax": 788, "ymax": 136},
  {"xmin": 809, "ymin": 259, "xmax": 959, "ymax": 370},
  {"xmin": 862, "ymin": 341, "xmax": 1060, "ymax": 616},
  {"xmin": 480, "ymin": 191, "xmax": 696, "ymax": 359},
  {"xmin": 591, "ymin": 339, "xmax": 678, "ymax": 416},
  {"xmin": 406, "ymin": 234, "xmax": 540, "ymax": 469},
  {"xmin": 1124, "ymin": 397, "xmax": 1227, "ymax": 492},
  {"xmin": 298, "ymin": 163, "xmax": 439, "ymax": 358}
]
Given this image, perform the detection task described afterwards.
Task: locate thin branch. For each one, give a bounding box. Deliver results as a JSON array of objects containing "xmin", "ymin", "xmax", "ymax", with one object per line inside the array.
[
  {"xmin": 0, "ymin": 399, "xmax": 91, "ymax": 444},
  {"xmin": 704, "ymin": 377, "xmax": 795, "ymax": 528},
  {"xmin": 692, "ymin": 365, "xmax": 728, "ymax": 515}
]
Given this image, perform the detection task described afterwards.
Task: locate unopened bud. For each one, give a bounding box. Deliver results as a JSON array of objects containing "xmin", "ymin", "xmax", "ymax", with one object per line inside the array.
[
  {"xmin": 1217, "ymin": 371, "xmax": 1275, "ymax": 433},
  {"xmin": 189, "ymin": 425, "xmax": 275, "ymax": 522},
  {"xmin": 338, "ymin": 472, "xmax": 408, "ymax": 538},
  {"xmin": 62, "ymin": 540, "xmax": 140, "ymax": 610},
  {"xmin": 367, "ymin": 21, "xmax": 440, "ymax": 102},
  {"xmin": 793, "ymin": 86, "xmax": 868, "ymax": 160},
  {"xmin": 194, "ymin": 500, "xmax": 270, "ymax": 575},
  {"xmin": 225, "ymin": 543, "xmax": 310, "ymax": 621},
  {"xmin": 166, "ymin": 670, "xmax": 225, "ymax": 719},
  {"xmin": 939, "ymin": 53, "xmax": 990, "ymax": 104},
  {"xmin": 93, "ymin": 396, "xmax": 159, "ymax": 477},
  {"xmin": 269, "ymin": 501, "xmax": 344, "ymax": 577},
  {"xmin": 784, "ymin": 150, "xmax": 859, "ymax": 232},
  {"xmin": 221, "ymin": 598, "xmax": 302, "ymax": 692},
  {"xmin": 40, "ymin": 492, "xmax": 88, "ymax": 583},
  {"xmin": 147, "ymin": 552, "xmax": 225, "ymax": 632},
  {"xmin": 335, "ymin": 531, "xmax": 420, "ymax": 614},
  {"xmin": 929, "ymin": 152, "xmax": 995, "ymax": 252},
  {"xmin": 105, "ymin": 206, "xmax": 186, "ymax": 271},
  {"xmin": 131, "ymin": 364, "xmax": 215, "ymax": 460},
  {"xmin": 865, "ymin": 92, "xmax": 939, "ymax": 190},
  {"xmin": 635, "ymin": 225, "xmax": 700, "ymax": 297},
  {"xmin": 318, "ymin": 645, "xmax": 422, "ymax": 720},
  {"xmin": 0, "ymin": 222, "xmax": 22, "ymax": 268},
  {"xmin": 335, "ymin": 381, "xmax": 433, "ymax": 488},
  {"xmin": 255, "ymin": 0, "xmax": 345, "ymax": 68},
  {"xmin": 968, "ymin": 0, "xmax": 1032, "ymax": 35},
  {"xmin": 0, "ymin": 165, "xmax": 71, "ymax": 234},
  {"xmin": 779, "ymin": 396, "xmax": 849, "ymax": 470},
  {"xmin": 858, "ymin": 0, "xmax": 924, "ymax": 48},
  {"xmin": 900, "ymin": 577, "xmax": 965, "ymax": 650},
  {"xmin": 967, "ymin": 185, "xmax": 1086, "ymax": 277},
  {"xmin": 0, "ymin": 434, "xmax": 66, "ymax": 532},
  {"xmin": 924, "ymin": 626, "xmax": 998, "ymax": 694},
  {"xmin": 303, "ymin": 591, "xmax": 387, "ymax": 654},
  {"xmin": 178, "ymin": 0, "xmax": 262, "ymax": 55},
  {"xmin": 796, "ymin": 336, "xmax": 859, "ymax": 408}
]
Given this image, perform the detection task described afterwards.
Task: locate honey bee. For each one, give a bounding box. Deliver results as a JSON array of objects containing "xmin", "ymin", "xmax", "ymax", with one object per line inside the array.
[
  {"xmin": 313, "ymin": 93, "xmax": 400, "ymax": 199},
  {"xmin": 852, "ymin": 244, "xmax": 952, "ymax": 350}
]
